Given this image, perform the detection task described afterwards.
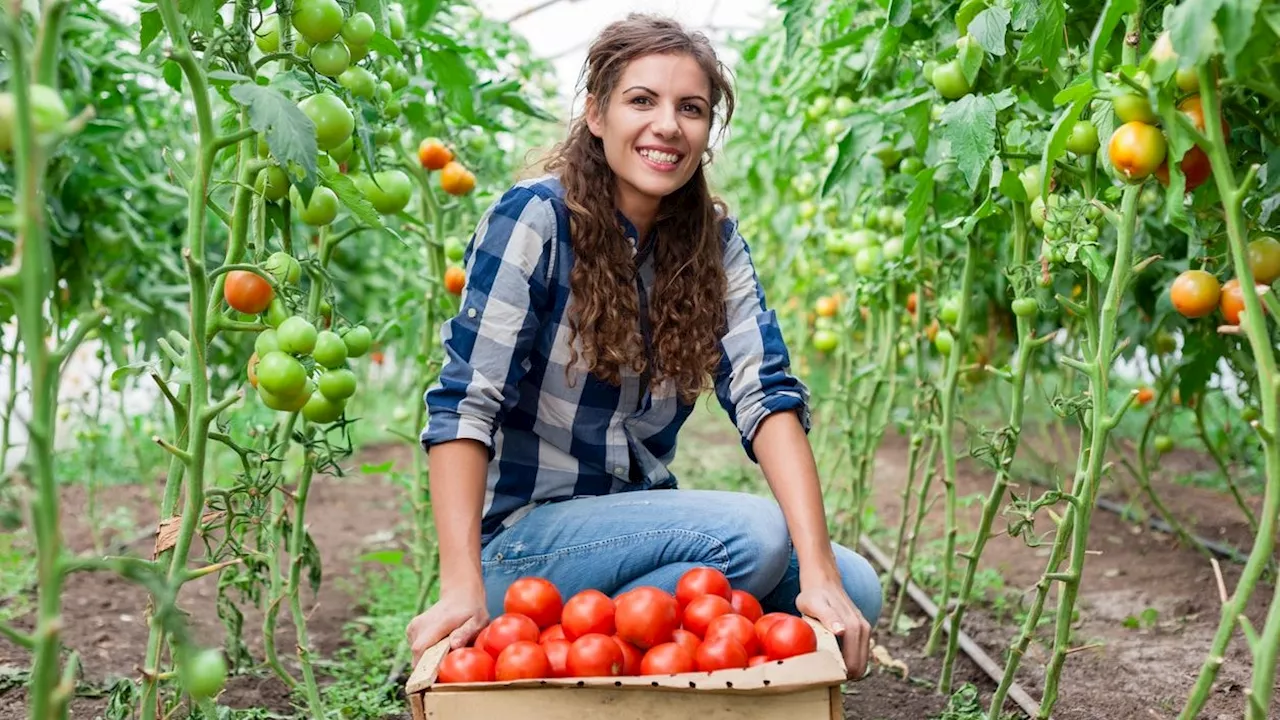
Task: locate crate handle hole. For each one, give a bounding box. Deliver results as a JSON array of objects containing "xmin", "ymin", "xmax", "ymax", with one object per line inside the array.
[
  {"xmin": 650, "ymin": 682, "xmax": 659, "ymax": 687},
  {"xmin": 614, "ymin": 681, "xmax": 622, "ymax": 687},
  {"xmin": 688, "ymin": 681, "xmax": 697, "ymax": 689},
  {"xmin": 576, "ymin": 681, "xmax": 585, "ymax": 687},
  {"xmin": 725, "ymin": 681, "xmax": 733, "ymax": 688},
  {"xmin": 763, "ymin": 679, "xmax": 771, "ymax": 686}
]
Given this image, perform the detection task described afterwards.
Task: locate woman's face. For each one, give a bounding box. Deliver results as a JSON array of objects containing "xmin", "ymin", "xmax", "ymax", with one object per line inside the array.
[{"xmin": 587, "ymin": 53, "xmax": 713, "ymax": 220}]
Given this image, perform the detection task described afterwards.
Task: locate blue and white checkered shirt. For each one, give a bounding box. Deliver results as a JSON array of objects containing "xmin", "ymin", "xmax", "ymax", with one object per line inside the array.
[{"xmin": 421, "ymin": 175, "xmax": 810, "ymax": 546}]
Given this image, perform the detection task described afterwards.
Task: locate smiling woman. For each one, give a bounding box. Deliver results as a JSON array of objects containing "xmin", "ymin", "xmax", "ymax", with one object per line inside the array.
[{"xmin": 406, "ymin": 12, "xmax": 882, "ymax": 682}]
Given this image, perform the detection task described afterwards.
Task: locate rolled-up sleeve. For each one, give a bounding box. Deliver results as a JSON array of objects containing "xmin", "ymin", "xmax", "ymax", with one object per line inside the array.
[
  {"xmin": 421, "ymin": 186, "xmax": 557, "ymax": 457},
  {"xmin": 713, "ymin": 217, "xmax": 811, "ymax": 462}
]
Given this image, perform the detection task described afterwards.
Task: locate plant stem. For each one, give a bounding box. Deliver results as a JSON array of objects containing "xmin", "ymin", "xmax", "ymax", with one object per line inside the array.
[
  {"xmin": 926, "ymin": 232, "xmax": 977, "ymax": 655},
  {"xmin": 1037, "ymin": 182, "xmax": 1142, "ymax": 720},
  {"xmin": 939, "ymin": 200, "xmax": 1038, "ymax": 692},
  {"xmin": 1177, "ymin": 58, "xmax": 1280, "ymax": 720},
  {"xmin": 889, "ymin": 435, "xmax": 937, "ymax": 631},
  {"xmin": 1193, "ymin": 400, "xmax": 1257, "ymax": 533},
  {"xmin": 286, "ymin": 459, "xmax": 326, "ymax": 718}
]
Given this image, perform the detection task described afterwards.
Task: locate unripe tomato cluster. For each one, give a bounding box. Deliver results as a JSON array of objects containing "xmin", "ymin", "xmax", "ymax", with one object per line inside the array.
[
  {"xmin": 435, "ymin": 568, "xmax": 819, "ymax": 684},
  {"xmin": 1169, "ymin": 236, "xmax": 1278, "ymax": 326},
  {"xmin": 0, "ymin": 84, "xmax": 70, "ymax": 155}
]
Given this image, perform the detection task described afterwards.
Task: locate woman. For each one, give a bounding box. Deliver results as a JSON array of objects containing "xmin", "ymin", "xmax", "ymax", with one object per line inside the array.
[{"xmin": 405, "ymin": 13, "xmax": 881, "ymax": 679}]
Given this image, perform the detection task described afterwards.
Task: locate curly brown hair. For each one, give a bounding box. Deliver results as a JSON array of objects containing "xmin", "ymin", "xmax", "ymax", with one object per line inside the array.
[{"xmin": 541, "ymin": 14, "xmax": 737, "ymax": 405}]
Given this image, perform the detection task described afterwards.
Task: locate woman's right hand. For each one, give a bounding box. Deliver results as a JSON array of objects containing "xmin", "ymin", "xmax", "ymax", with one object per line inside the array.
[{"xmin": 406, "ymin": 587, "xmax": 490, "ymax": 667}]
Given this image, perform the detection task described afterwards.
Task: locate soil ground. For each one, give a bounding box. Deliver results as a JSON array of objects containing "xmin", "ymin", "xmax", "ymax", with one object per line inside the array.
[{"xmin": 0, "ymin": 411, "xmax": 1275, "ymax": 720}]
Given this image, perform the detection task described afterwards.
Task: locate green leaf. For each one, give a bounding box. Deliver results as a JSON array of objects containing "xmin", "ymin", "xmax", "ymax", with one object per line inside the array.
[
  {"xmin": 162, "ymin": 61, "xmax": 183, "ymax": 92},
  {"xmin": 897, "ymin": 94, "xmax": 933, "ymax": 154},
  {"xmin": 1080, "ymin": 245, "xmax": 1108, "ymax": 283},
  {"xmin": 140, "ymin": 9, "xmax": 163, "ymax": 51},
  {"xmin": 940, "ymin": 95, "xmax": 997, "ymax": 191},
  {"xmin": 423, "ymin": 47, "xmax": 477, "ymax": 122},
  {"xmin": 178, "ymin": 0, "xmax": 216, "ymax": 36},
  {"xmin": 1218, "ymin": 0, "xmax": 1262, "ymax": 74},
  {"xmin": 819, "ymin": 25, "xmax": 875, "ymax": 52},
  {"xmin": 887, "ymin": 0, "xmax": 913, "ymax": 27},
  {"xmin": 969, "ymin": 7, "xmax": 1011, "ymax": 56},
  {"xmin": 360, "ymin": 460, "xmax": 396, "ymax": 474},
  {"xmin": 1169, "ymin": 0, "xmax": 1226, "ymax": 70},
  {"xmin": 411, "ymin": 0, "xmax": 443, "ymax": 28},
  {"xmin": 321, "ymin": 166, "xmax": 383, "ymax": 229},
  {"xmin": 902, "ymin": 167, "xmax": 936, "ymax": 257},
  {"xmin": 1089, "ymin": 0, "xmax": 1137, "ymax": 86},
  {"xmin": 1039, "ymin": 96, "xmax": 1087, "ymax": 201},
  {"xmin": 822, "ymin": 113, "xmax": 884, "ymax": 197},
  {"xmin": 494, "ymin": 90, "xmax": 556, "ymax": 123},
  {"xmin": 229, "ymin": 83, "xmax": 319, "ymax": 204},
  {"xmin": 780, "ymin": 0, "xmax": 816, "ymax": 57},
  {"xmin": 1016, "ymin": 0, "xmax": 1064, "ymax": 67},
  {"xmin": 368, "ymin": 32, "xmax": 403, "ymax": 60},
  {"xmin": 863, "ymin": 25, "xmax": 904, "ymax": 90},
  {"xmin": 1010, "ymin": 0, "xmax": 1040, "ymax": 31},
  {"xmin": 356, "ymin": 0, "xmax": 387, "ymax": 33}
]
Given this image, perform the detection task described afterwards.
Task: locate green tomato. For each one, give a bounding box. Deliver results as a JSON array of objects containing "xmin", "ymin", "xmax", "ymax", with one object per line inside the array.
[
  {"xmin": 1113, "ymin": 92, "xmax": 1157, "ymax": 124},
  {"xmin": 292, "ymin": 0, "xmax": 344, "ymax": 44},
  {"xmin": 258, "ymin": 381, "xmax": 313, "ymax": 412},
  {"xmin": 297, "ymin": 92, "xmax": 353, "ymax": 151},
  {"xmin": 1175, "ymin": 67, "xmax": 1199, "ymax": 93},
  {"xmin": 290, "ymin": 185, "xmax": 339, "ymax": 226},
  {"xmin": 0, "ymin": 85, "xmax": 68, "ymax": 154},
  {"xmin": 359, "ymin": 169, "xmax": 413, "ymax": 215},
  {"xmin": 328, "ymin": 137, "xmax": 354, "ymax": 166},
  {"xmin": 348, "ymin": 42, "xmax": 369, "ymax": 62},
  {"xmin": 254, "ymin": 328, "xmax": 281, "ymax": 356},
  {"xmin": 847, "ymin": 229, "xmax": 876, "ymax": 253},
  {"xmin": 881, "ymin": 236, "xmax": 905, "ymax": 261},
  {"xmin": 309, "ymin": 40, "xmax": 351, "ymax": 77},
  {"xmin": 375, "ymin": 81, "xmax": 394, "ymax": 105},
  {"xmin": 1153, "ymin": 435, "xmax": 1174, "ymax": 454},
  {"xmin": 265, "ymin": 297, "xmax": 289, "ymax": 328},
  {"xmin": 445, "ymin": 237, "xmax": 466, "ymax": 262},
  {"xmin": 293, "ymin": 36, "xmax": 312, "ymax": 57},
  {"xmin": 255, "ymin": 165, "xmax": 290, "ymax": 202},
  {"xmin": 876, "ymin": 206, "xmax": 895, "ymax": 229},
  {"xmin": 255, "ymin": 16, "xmax": 280, "ymax": 53},
  {"xmin": 384, "ymin": 99, "xmax": 402, "ymax": 120},
  {"xmin": 1019, "ymin": 165, "xmax": 1043, "ymax": 202},
  {"xmin": 806, "ymin": 95, "xmax": 832, "ymax": 121},
  {"xmin": 277, "ymin": 316, "xmax": 318, "ymax": 355},
  {"xmin": 854, "ymin": 246, "xmax": 882, "ymax": 276},
  {"xmin": 384, "ymin": 64, "xmax": 410, "ymax": 90},
  {"xmin": 339, "ymin": 66, "xmax": 376, "ymax": 98},
  {"xmin": 934, "ymin": 329, "xmax": 955, "ymax": 356},
  {"xmin": 313, "ymin": 330, "xmax": 349, "ymax": 369},
  {"xmin": 899, "ymin": 157, "xmax": 924, "ymax": 175},
  {"xmin": 318, "ymin": 367, "xmax": 358, "ymax": 400},
  {"xmin": 388, "ymin": 6, "xmax": 406, "ymax": 39},
  {"xmin": 1241, "ymin": 406, "xmax": 1260, "ymax": 423},
  {"xmin": 922, "ymin": 60, "xmax": 939, "ymax": 84},
  {"xmin": 812, "ymin": 329, "xmax": 838, "ymax": 353},
  {"xmin": 1065, "ymin": 120, "xmax": 1100, "ymax": 155},
  {"xmin": 341, "ymin": 12, "xmax": 376, "ymax": 46},
  {"xmin": 264, "ymin": 251, "xmax": 301, "ymax": 285},
  {"xmin": 1153, "ymin": 330, "xmax": 1177, "ymax": 355},
  {"xmin": 823, "ymin": 118, "xmax": 844, "ymax": 139},
  {"xmin": 179, "ymin": 648, "xmax": 227, "ymax": 700},
  {"xmin": 931, "ymin": 60, "xmax": 971, "ymax": 100},
  {"xmin": 341, "ymin": 325, "xmax": 373, "ymax": 357},
  {"xmin": 302, "ymin": 392, "xmax": 346, "ymax": 423},
  {"xmin": 256, "ymin": 351, "xmax": 307, "ymax": 397},
  {"xmin": 833, "ymin": 96, "xmax": 855, "ymax": 116},
  {"xmin": 939, "ymin": 297, "xmax": 962, "ymax": 326},
  {"xmin": 1011, "ymin": 297, "xmax": 1038, "ymax": 318}
]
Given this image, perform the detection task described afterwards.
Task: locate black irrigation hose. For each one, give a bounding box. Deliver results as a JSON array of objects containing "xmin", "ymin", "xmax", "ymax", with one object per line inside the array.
[{"xmin": 1022, "ymin": 474, "xmax": 1252, "ymax": 565}]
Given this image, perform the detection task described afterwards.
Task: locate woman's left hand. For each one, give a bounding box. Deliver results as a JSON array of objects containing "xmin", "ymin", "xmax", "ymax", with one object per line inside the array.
[{"xmin": 795, "ymin": 578, "xmax": 871, "ymax": 680}]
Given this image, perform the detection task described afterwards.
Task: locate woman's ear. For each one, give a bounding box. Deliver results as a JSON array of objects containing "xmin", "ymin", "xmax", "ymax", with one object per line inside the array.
[{"xmin": 585, "ymin": 94, "xmax": 604, "ymax": 138}]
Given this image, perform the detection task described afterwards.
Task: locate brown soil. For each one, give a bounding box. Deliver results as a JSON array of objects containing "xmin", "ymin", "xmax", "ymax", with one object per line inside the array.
[{"xmin": 1, "ymin": 415, "xmax": 1275, "ymax": 720}]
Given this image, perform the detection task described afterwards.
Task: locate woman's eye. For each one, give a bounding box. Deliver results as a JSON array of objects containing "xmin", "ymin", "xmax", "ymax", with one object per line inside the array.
[{"xmin": 631, "ymin": 96, "xmax": 652, "ymax": 106}]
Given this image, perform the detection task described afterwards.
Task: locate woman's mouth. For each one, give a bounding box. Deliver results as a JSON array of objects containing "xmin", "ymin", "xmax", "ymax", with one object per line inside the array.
[{"xmin": 637, "ymin": 147, "xmax": 683, "ymax": 172}]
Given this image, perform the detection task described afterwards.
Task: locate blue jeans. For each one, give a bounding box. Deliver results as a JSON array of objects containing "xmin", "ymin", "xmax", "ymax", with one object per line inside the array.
[{"xmin": 479, "ymin": 488, "xmax": 882, "ymax": 628}]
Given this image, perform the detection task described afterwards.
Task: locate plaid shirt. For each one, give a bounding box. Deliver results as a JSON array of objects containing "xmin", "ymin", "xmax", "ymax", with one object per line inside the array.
[{"xmin": 421, "ymin": 175, "xmax": 810, "ymax": 546}]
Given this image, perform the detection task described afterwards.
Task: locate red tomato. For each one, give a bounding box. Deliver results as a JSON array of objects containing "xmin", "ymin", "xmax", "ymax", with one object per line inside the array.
[
  {"xmin": 640, "ymin": 642, "xmax": 696, "ymax": 675},
  {"xmin": 566, "ymin": 633, "xmax": 624, "ymax": 677},
  {"xmin": 729, "ymin": 590, "xmax": 763, "ymax": 623},
  {"xmin": 682, "ymin": 595, "xmax": 735, "ymax": 638},
  {"xmin": 473, "ymin": 625, "xmax": 493, "ymax": 656},
  {"xmin": 671, "ymin": 628, "xmax": 701, "ymax": 658},
  {"xmin": 542, "ymin": 639, "xmax": 572, "ymax": 678},
  {"xmin": 480, "ymin": 614, "xmax": 540, "ymax": 658},
  {"xmin": 754, "ymin": 612, "xmax": 791, "ymax": 643},
  {"xmin": 539, "ymin": 624, "xmax": 565, "ymax": 644},
  {"xmin": 504, "ymin": 577, "xmax": 563, "ymax": 629},
  {"xmin": 761, "ymin": 616, "xmax": 817, "ymax": 660},
  {"xmin": 676, "ymin": 567, "xmax": 732, "ymax": 612},
  {"xmin": 695, "ymin": 634, "xmax": 749, "ymax": 671},
  {"xmin": 561, "ymin": 589, "xmax": 616, "ymax": 640},
  {"xmin": 705, "ymin": 614, "xmax": 761, "ymax": 656},
  {"xmin": 437, "ymin": 647, "xmax": 495, "ymax": 683},
  {"xmin": 613, "ymin": 636, "xmax": 644, "ymax": 675},
  {"xmin": 614, "ymin": 587, "xmax": 679, "ymax": 650},
  {"xmin": 747, "ymin": 655, "xmax": 770, "ymax": 667},
  {"xmin": 495, "ymin": 640, "xmax": 550, "ymax": 681}
]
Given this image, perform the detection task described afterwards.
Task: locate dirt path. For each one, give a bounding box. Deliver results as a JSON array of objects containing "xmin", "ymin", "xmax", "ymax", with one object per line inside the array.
[{"xmin": 1, "ymin": 408, "xmax": 1274, "ymax": 720}]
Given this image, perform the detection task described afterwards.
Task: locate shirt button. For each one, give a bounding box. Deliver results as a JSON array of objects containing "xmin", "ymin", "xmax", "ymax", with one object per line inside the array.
[
  {"xmin": 614, "ymin": 466, "xmax": 625, "ymax": 476},
  {"xmin": 466, "ymin": 307, "xmax": 477, "ymax": 318}
]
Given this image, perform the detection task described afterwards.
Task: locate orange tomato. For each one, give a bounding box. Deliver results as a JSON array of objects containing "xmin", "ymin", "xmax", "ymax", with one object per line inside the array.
[
  {"xmin": 440, "ymin": 160, "xmax": 476, "ymax": 196},
  {"xmin": 1155, "ymin": 145, "xmax": 1212, "ymax": 192},
  {"xmin": 1169, "ymin": 269, "xmax": 1221, "ymax": 319},
  {"xmin": 1135, "ymin": 386, "xmax": 1154, "ymax": 405},
  {"xmin": 224, "ymin": 270, "xmax": 274, "ymax": 314},
  {"xmin": 444, "ymin": 266, "xmax": 466, "ymax": 296},
  {"xmin": 417, "ymin": 137, "xmax": 454, "ymax": 171},
  {"xmin": 1219, "ymin": 278, "xmax": 1263, "ymax": 325},
  {"xmin": 1177, "ymin": 95, "xmax": 1230, "ymax": 138},
  {"xmin": 814, "ymin": 296, "xmax": 838, "ymax": 318},
  {"xmin": 1108, "ymin": 121, "xmax": 1167, "ymax": 182},
  {"xmin": 906, "ymin": 292, "xmax": 918, "ymax": 315},
  {"xmin": 247, "ymin": 351, "xmax": 260, "ymax": 388}
]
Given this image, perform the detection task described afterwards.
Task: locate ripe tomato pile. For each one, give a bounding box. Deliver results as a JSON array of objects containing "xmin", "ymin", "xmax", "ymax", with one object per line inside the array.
[{"xmin": 435, "ymin": 568, "xmax": 818, "ymax": 684}]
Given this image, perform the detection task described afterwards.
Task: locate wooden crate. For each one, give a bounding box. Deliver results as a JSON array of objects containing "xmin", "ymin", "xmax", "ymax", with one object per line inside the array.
[{"xmin": 405, "ymin": 618, "xmax": 848, "ymax": 720}]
